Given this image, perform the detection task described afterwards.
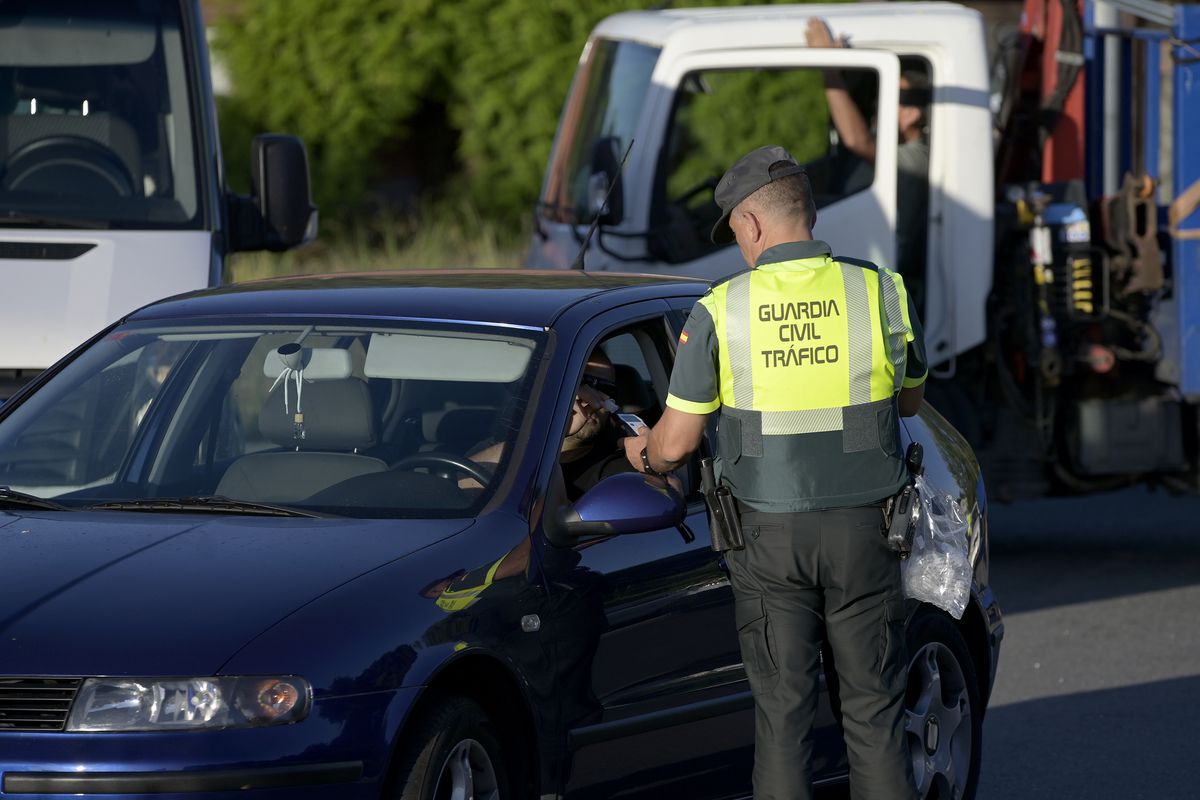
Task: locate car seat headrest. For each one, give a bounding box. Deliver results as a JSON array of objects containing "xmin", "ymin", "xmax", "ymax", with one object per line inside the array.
[
  {"xmin": 613, "ymin": 363, "xmax": 653, "ymax": 414},
  {"xmin": 259, "ymin": 378, "xmax": 377, "ymax": 451},
  {"xmin": 434, "ymin": 408, "xmax": 497, "ymax": 452}
]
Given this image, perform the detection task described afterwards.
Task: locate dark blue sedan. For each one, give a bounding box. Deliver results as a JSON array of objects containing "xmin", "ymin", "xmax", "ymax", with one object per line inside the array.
[{"xmin": 0, "ymin": 271, "xmax": 1002, "ymax": 800}]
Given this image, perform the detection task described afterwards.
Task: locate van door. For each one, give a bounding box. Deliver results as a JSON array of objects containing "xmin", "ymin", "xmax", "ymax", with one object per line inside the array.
[{"xmin": 640, "ymin": 47, "xmax": 900, "ymax": 281}]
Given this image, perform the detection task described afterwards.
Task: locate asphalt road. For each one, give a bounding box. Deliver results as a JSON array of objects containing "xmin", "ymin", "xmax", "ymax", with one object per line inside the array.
[{"xmin": 976, "ymin": 487, "xmax": 1200, "ymax": 799}]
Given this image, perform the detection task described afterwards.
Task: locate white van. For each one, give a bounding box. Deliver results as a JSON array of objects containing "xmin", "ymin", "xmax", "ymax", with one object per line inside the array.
[{"xmin": 0, "ymin": 0, "xmax": 316, "ymax": 397}]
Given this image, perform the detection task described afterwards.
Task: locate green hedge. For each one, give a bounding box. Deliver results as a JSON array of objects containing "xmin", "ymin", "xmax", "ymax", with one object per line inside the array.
[
  {"xmin": 214, "ymin": 0, "xmax": 449, "ymax": 208},
  {"xmin": 214, "ymin": 0, "xmax": 813, "ymax": 226}
]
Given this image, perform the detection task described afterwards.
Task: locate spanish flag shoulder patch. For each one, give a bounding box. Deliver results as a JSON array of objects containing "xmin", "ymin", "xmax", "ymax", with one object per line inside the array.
[{"xmin": 679, "ymin": 330, "xmax": 689, "ymax": 344}]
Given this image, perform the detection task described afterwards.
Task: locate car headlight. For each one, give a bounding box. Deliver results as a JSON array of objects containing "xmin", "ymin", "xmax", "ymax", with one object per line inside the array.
[{"xmin": 66, "ymin": 676, "xmax": 310, "ymax": 732}]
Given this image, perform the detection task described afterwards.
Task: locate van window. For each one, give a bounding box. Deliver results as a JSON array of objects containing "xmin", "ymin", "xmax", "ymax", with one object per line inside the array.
[
  {"xmin": 649, "ymin": 66, "xmax": 880, "ymax": 264},
  {"xmin": 539, "ymin": 38, "xmax": 660, "ymax": 225},
  {"xmin": 0, "ymin": 0, "xmax": 202, "ymax": 229}
]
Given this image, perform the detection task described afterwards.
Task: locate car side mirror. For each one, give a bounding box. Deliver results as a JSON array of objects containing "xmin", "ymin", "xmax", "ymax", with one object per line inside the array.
[
  {"xmin": 587, "ymin": 136, "xmax": 624, "ymax": 226},
  {"xmin": 229, "ymin": 134, "xmax": 318, "ymax": 253},
  {"xmin": 557, "ymin": 472, "xmax": 684, "ymax": 537}
]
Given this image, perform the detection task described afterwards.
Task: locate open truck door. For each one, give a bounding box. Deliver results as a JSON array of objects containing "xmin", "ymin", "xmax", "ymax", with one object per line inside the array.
[{"xmin": 533, "ymin": 33, "xmax": 900, "ymax": 283}]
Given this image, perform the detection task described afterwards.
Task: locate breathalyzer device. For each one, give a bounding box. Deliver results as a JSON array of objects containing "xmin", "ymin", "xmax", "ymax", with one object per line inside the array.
[{"xmin": 616, "ymin": 412, "xmax": 649, "ymax": 436}]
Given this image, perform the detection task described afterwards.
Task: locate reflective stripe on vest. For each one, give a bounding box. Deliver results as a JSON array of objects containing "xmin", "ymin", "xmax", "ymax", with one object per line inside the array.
[
  {"xmin": 841, "ymin": 264, "xmax": 874, "ymax": 406},
  {"xmin": 722, "ymin": 398, "xmax": 896, "ymax": 456},
  {"xmin": 877, "ymin": 268, "xmax": 911, "ymax": 393},
  {"xmin": 726, "ymin": 273, "xmax": 755, "ymax": 407}
]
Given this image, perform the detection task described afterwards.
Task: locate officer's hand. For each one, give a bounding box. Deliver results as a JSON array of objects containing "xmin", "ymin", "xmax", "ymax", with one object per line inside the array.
[
  {"xmin": 805, "ymin": 18, "xmax": 845, "ymax": 48},
  {"xmin": 622, "ymin": 430, "xmax": 651, "ymax": 472}
]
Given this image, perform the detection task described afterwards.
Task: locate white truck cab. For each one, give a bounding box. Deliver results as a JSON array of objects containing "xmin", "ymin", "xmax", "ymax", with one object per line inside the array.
[
  {"xmin": 0, "ymin": 0, "xmax": 315, "ymax": 397},
  {"xmin": 530, "ymin": 3, "xmax": 993, "ymax": 366}
]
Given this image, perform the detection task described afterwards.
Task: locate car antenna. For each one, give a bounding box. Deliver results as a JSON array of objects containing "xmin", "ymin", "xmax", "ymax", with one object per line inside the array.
[{"xmin": 572, "ymin": 139, "xmax": 634, "ymax": 271}]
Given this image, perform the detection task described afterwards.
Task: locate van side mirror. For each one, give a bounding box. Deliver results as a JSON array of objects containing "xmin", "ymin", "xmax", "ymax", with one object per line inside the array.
[
  {"xmin": 229, "ymin": 134, "xmax": 318, "ymax": 252},
  {"xmin": 587, "ymin": 136, "xmax": 624, "ymax": 226}
]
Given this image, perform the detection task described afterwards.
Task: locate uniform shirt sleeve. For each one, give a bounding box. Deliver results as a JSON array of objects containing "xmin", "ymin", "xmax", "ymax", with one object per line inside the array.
[
  {"xmin": 666, "ymin": 298, "xmax": 721, "ymax": 415},
  {"xmin": 903, "ymin": 290, "xmax": 928, "ymax": 389}
]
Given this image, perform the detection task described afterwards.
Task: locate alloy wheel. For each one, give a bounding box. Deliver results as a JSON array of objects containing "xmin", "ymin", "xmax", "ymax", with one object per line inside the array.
[
  {"xmin": 432, "ymin": 738, "xmax": 500, "ymax": 800},
  {"xmin": 905, "ymin": 641, "xmax": 973, "ymax": 799}
]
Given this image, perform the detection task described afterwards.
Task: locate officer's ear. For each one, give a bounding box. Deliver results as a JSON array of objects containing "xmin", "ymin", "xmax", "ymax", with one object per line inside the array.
[{"xmin": 739, "ymin": 209, "xmax": 763, "ymax": 245}]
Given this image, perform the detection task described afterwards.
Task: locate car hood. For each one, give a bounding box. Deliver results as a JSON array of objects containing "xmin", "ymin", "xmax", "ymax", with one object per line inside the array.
[{"xmin": 0, "ymin": 511, "xmax": 473, "ymax": 676}]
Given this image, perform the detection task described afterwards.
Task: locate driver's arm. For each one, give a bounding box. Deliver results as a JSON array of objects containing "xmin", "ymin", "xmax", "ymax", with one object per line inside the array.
[{"xmin": 458, "ymin": 441, "xmax": 503, "ymax": 490}]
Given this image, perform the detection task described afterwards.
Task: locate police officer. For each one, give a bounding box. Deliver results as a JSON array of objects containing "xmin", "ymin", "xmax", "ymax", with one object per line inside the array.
[{"xmin": 623, "ymin": 145, "xmax": 927, "ymax": 800}]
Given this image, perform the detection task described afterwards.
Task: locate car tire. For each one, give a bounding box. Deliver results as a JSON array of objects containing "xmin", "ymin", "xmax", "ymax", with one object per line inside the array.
[
  {"xmin": 905, "ymin": 611, "xmax": 984, "ymax": 800},
  {"xmin": 391, "ymin": 695, "xmax": 510, "ymax": 800}
]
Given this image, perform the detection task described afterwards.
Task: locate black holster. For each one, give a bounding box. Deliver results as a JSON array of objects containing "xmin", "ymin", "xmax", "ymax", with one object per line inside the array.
[
  {"xmin": 883, "ymin": 441, "xmax": 924, "ymax": 558},
  {"xmin": 701, "ymin": 457, "xmax": 744, "ymax": 552},
  {"xmin": 883, "ymin": 483, "xmax": 919, "ymax": 558}
]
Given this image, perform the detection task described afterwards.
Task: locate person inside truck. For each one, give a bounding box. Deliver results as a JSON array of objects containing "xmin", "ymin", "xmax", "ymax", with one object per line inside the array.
[{"xmin": 806, "ymin": 18, "xmax": 931, "ymax": 306}]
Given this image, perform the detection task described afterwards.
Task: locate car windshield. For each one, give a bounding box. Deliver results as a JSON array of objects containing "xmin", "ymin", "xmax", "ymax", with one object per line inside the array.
[
  {"xmin": 0, "ymin": 0, "xmax": 202, "ymax": 229},
  {"xmin": 0, "ymin": 320, "xmax": 544, "ymax": 518},
  {"xmin": 539, "ymin": 37, "xmax": 659, "ymax": 224}
]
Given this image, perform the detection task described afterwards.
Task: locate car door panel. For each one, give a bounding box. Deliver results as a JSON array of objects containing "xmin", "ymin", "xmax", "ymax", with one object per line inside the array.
[
  {"xmin": 545, "ymin": 302, "xmax": 749, "ymax": 799},
  {"xmin": 562, "ymin": 524, "xmax": 753, "ymax": 800}
]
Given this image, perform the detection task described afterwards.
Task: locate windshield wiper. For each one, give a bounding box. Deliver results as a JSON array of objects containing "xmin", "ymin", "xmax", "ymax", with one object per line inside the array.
[
  {"xmin": 0, "ymin": 487, "xmax": 72, "ymax": 512},
  {"xmin": 88, "ymin": 496, "xmax": 322, "ymax": 518},
  {"xmin": 0, "ymin": 210, "xmax": 110, "ymax": 230}
]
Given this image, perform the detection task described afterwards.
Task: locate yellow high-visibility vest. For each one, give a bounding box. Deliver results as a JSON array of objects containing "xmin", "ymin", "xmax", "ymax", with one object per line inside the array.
[{"xmin": 668, "ymin": 246, "xmax": 925, "ymax": 512}]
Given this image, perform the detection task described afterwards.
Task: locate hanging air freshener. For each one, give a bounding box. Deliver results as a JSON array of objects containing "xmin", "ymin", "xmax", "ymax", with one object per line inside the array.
[{"xmin": 269, "ymin": 342, "xmax": 307, "ymax": 441}]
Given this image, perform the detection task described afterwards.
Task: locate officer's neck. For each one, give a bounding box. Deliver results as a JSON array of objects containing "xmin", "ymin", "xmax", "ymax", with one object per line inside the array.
[{"xmin": 750, "ymin": 226, "xmax": 814, "ymax": 266}]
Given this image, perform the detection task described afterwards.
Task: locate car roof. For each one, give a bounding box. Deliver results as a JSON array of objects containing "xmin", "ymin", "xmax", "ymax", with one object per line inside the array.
[{"xmin": 128, "ymin": 269, "xmax": 710, "ymax": 329}]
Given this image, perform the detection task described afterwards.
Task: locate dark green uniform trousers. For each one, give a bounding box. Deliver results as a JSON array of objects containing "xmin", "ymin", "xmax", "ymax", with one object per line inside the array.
[{"xmin": 728, "ymin": 504, "xmax": 916, "ymax": 800}]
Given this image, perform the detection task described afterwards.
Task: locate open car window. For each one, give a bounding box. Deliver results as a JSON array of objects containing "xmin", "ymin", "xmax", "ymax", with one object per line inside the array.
[
  {"xmin": 0, "ymin": 320, "xmax": 544, "ymax": 518},
  {"xmin": 555, "ymin": 315, "xmax": 704, "ymax": 503}
]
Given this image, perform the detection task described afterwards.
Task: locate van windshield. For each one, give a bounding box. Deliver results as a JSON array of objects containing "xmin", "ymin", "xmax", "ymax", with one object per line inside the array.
[
  {"xmin": 0, "ymin": 0, "xmax": 202, "ymax": 229},
  {"xmin": 539, "ymin": 38, "xmax": 659, "ymax": 224}
]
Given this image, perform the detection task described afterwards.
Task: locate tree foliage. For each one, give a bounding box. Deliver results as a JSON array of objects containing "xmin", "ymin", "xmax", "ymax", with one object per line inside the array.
[
  {"xmin": 437, "ymin": 0, "xmax": 650, "ymax": 221},
  {"xmin": 214, "ymin": 0, "xmax": 814, "ymax": 224},
  {"xmin": 215, "ymin": 0, "xmax": 449, "ymax": 209},
  {"xmin": 666, "ymin": 69, "xmax": 830, "ymax": 203}
]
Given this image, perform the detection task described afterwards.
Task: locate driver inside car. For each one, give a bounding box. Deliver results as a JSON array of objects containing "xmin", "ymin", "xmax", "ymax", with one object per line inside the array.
[{"xmin": 463, "ymin": 349, "xmax": 636, "ymax": 498}]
